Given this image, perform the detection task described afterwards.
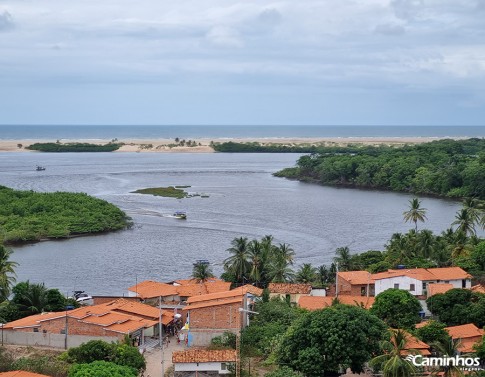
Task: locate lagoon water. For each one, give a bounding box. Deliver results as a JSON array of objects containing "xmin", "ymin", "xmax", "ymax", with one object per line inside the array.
[{"xmin": 0, "ymin": 152, "xmax": 465, "ymax": 295}]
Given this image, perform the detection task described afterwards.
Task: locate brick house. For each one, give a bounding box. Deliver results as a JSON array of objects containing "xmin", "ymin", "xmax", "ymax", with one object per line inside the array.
[
  {"xmin": 268, "ymin": 283, "xmax": 312, "ymax": 304},
  {"xmin": 183, "ymin": 285, "xmax": 262, "ymax": 347},
  {"xmin": 172, "ymin": 349, "xmax": 236, "ymax": 377},
  {"xmin": 2, "ymin": 299, "xmax": 171, "ymax": 346},
  {"xmin": 445, "ymin": 324, "xmax": 485, "ymax": 353},
  {"xmin": 335, "ymin": 271, "xmax": 375, "ymax": 297}
]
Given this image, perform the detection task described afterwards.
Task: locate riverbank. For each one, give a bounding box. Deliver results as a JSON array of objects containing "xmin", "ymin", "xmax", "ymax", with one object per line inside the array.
[{"xmin": 0, "ymin": 136, "xmax": 464, "ymax": 153}]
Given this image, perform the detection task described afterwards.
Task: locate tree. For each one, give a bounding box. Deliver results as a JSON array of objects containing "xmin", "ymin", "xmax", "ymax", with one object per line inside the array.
[
  {"xmin": 403, "ymin": 198, "xmax": 427, "ymax": 231},
  {"xmin": 334, "ymin": 246, "xmax": 352, "ymax": 271},
  {"xmin": 265, "ymin": 367, "xmax": 304, "ymax": 377},
  {"xmin": 277, "ymin": 305, "xmax": 387, "ymax": 376},
  {"xmin": 295, "ymin": 264, "xmax": 317, "ymax": 284},
  {"xmin": 68, "ymin": 361, "xmax": 137, "ymax": 377},
  {"xmin": 192, "ymin": 262, "xmax": 214, "ymax": 282},
  {"xmin": 370, "ymin": 329, "xmax": 417, "ymax": 377},
  {"xmin": 452, "ymin": 208, "xmax": 476, "ymax": 237},
  {"xmin": 0, "ymin": 244, "xmax": 18, "ymax": 301},
  {"xmin": 247, "ymin": 240, "xmax": 264, "ymax": 286},
  {"xmin": 415, "ymin": 320, "xmax": 450, "ymax": 345},
  {"xmin": 370, "ymin": 289, "xmax": 422, "ymax": 329},
  {"xmin": 268, "ymin": 258, "xmax": 295, "ymax": 283},
  {"xmin": 432, "ymin": 338, "xmax": 465, "ymax": 377},
  {"xmin": 224, "ymin": 237, "xmax": 251, "ymax": 284}
]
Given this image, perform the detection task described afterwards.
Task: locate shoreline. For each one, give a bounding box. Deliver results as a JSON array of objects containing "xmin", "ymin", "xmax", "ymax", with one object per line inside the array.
[{"xmin": 0, "ymin": 136, "xmax": 470, "ymax": 153}]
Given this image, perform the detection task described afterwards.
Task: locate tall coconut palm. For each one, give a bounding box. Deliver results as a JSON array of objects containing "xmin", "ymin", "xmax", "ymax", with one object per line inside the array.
[
  {"xmin": 274, "ymin": 243, "xmax": 295, "ymax": 265},
  {"xmin": 334, "ymin": 246, "xmax": 352, "ymax": 271},
  {"xmin": 403, "ymin": 198, "xmax": 427, "ymax": 231},
  {"xmin": 14, "ymin": 281, "xmax": 49, "ymax": 317},
  {"xmin": 247, "ymin": 240, "xmax": 263, "ymax": 286},
  {"xmin": 224, "ymin": 237, "xmax": 251, "ymax": 284},
  {"xmin": 0, "ymin": 244, "xmax": 18, "ymax": 301},
  {"xmin": 452, "ymin": 208, "xmax": 476, "ymax": 237},
  {"xmin": 370, "ymin": 329, "xmax": 417, "ymax": 377},
  {"xmin": 295, "ymin": 263, "xmax": 317, "ymax": 284},
  {"xmin": 432, "ymin": 338, "xmax": 464, "ymax": 377},
  {"xmin": 192, "ymin": 262, "xmax": 214, "ymax": 282},
  {"xmin": 316, "ymin": 265, "xmax": 330, "ymax": 286},
  {"xmin": 268, "ymin": 258, "xmax": 295, "ymax": 283}
]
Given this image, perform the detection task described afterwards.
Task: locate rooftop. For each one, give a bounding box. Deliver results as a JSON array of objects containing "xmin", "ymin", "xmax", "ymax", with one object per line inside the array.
[
  {"xmin": 0, "ymin": 372, "xmax": 51, "ymax": 377},
  {"xmin": 445, "ymin": 323, "xmax": 484, "ymax": 340},
  {"xmin": 427, "ymin": 283, "xmax": 454, "ymax": 297},
  {"xmin": 268, "ymin": 283, "xmax": 312, "ymax": 294},
  {"xmin": 470, "ymin": 284, "xmax": 485, "ymax": 294},
  {"xmin": 172, "ymin": 349, "xmax": 237, "ymax": 363},
  {"xmin": 298, "ymin": 295, "xmax": 375, "ymax": 310},
  {"xmin": 127, "ymin": 280, "xmax": 179, "ymax": 299},
  {"xmin": 338, "ymin": 271, "xmax": 375, "ymax": 285},
  {"xmin": 372, "ymin": 267, "xmax": 471, "ymax": 282}
]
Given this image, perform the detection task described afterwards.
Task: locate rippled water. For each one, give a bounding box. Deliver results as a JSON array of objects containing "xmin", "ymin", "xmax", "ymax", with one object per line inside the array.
[{"xmin": 0, "ymin": 152, "xmax": 464, "ymax": 295}]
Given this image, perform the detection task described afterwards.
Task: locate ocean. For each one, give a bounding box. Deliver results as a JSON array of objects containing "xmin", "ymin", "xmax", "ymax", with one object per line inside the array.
[{"xmin": 0, "ymin": 125, "xmax": 484, "ymax": 140}]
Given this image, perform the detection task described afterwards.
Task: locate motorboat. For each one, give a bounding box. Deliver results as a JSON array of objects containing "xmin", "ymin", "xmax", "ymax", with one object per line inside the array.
[
  {"xmin": 173, "ymin": 211, "xmax": 187, "ymax": 219},
  {"xmin": 36, "ymin": 166, "xmax": 46, "ymax": 171},
  {"xmin": 70, "ymin": 290, "xmax": 93, "ymax": 305}
]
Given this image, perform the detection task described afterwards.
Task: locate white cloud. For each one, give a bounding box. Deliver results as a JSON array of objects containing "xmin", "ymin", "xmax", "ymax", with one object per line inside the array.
[{"xmin": 0, "ymin": 10, "xmax": 14, "ymax": 31}]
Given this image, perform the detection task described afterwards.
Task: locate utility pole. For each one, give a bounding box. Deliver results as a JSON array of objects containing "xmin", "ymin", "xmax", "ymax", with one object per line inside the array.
[
  {"xmin": 335, "ymin": 261, "xmax": 339, "ymax": 298},
  {"xmin": 159, "ymin": 296, "xmax": 165, "ymax": 377}
]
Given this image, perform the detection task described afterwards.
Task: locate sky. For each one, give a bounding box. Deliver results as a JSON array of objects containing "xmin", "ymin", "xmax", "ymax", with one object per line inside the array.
[{"xmin": 0, "ymin": 0, "xmax": 484, "ymax": 126}]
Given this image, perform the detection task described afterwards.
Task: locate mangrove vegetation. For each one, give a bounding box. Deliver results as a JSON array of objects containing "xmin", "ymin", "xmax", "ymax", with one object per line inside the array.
[
  {"xmin": 274, "ymin": 138, "xmax": 485, "ymax": 199},
  {"xmin": 0, "ymin": 185, "xmax": 131, "ymax": 243},
  {"xmin": 27, "ymin": 142, "xmax": 122, "ymax": 152}
]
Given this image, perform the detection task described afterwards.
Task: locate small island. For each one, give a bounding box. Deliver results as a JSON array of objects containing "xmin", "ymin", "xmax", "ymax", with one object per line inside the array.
[
  {"xmin": 132, "ymin": 186, "xmax": 209, "ymax": 199},
  {"xmin": 0, "ymin": 185, "xmax": 131, "ymax": 243},
  {"xmin": 27, "ymin": 142, "xmax": 122, "ymax": 152}
]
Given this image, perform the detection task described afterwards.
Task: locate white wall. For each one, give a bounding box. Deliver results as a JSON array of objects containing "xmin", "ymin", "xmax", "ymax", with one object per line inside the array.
[
  {"xmin": 311, "ymin": 288, "xmax": 326, "ymax": 297},
  {"xmin": 2, "ymin": 330, "xmax": 119, "ymax": 348},
  {"xmin": 375, "ymin": 276, "xmax": 426, "ymax": 296},
  {"xmin": 174, "ymin": 361, "xmax": 231, "ymax": 374}
]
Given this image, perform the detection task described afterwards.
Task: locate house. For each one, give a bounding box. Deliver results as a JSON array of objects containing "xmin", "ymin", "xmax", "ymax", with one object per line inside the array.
[
  {"xmin": 445, "ymin": 324, "xmax": 485, "ymax": 353},
  {"xmin": 298, "ymin": 295, "xmax": 375, "ymax": 310},
  {"xmin": 2, "ymin": 299, "xmax": 171, "ymax": 348},
  {"xmin": 183, "ymin": 286, "xmax": 262, "ymax": 347},
  {"xmin": 334, "ymin": 271, "xmax": 375, "ymax": 297},
  {"xmin": 372, "ymin": 267, "xmax": 472, "ymax": 298},
  {"xmin": 172, "ymin": 349, "xmax": 236, "ymax": 377},
  {"xmin": 401, "ymin": 331, "xmax": 431, "ymax": 355},
  {"xmin": 427, "ymin": 283, "xmax": 454, "ymax": 297},
  {"xmin": 470, "ymin": 284, "xmax": 485, "ymax": 294},
  {"xmin": 268, "ymin": 283, "xmax": 312, "ymax": 304},
  {"xmin": 0, "ymin": 372, "xmax": 51, "ymax": 377}
]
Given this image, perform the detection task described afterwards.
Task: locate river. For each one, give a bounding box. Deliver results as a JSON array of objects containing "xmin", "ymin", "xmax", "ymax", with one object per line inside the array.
[{"xmin": 0, "ymin": 152, "xmax": 463, "ymax": 295}]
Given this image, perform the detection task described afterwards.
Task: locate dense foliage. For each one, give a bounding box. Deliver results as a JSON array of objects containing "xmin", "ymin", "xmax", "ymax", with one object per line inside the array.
[
  {"xmin": 415, "ymin": 320, "xmax": 451, "ymax": 345},
  {"xmin": 277, "ymin": 305, "xmax": 387, "ymax": 376},
  {"xmin": 68, "ymin": 361, "xmax": 137, "ymax": 377},
  {"xmin": 370, "ymin": 289, "xmax": 422, "ymax": 329},
  {"xmin": 0, "ymin": 185, "xmax": 131, "ymax": 243},
  {"xmin": 66, "ymin": 340, "xmax": 146, "ymax": 371},
  {"xmin": 27, "ymin": 142, "xmax": 122, "ymax": 152},
  {"xmin": 265, "ymin": 366, "xmax": 304, "ymax": 377},
  {"xmin": 212, "ymin": 141, "xmax": 387, "ymax": 153},
  {"xmin": 426, "ymin": 289, "xmax": 485, "ymax": 327},
  {"xmin": 132, "ymin": 186, "xmax": 188, "ymax": 198},
  {"xmin": 275, "ymin": 138, "xmax": 485, "ymax": 199}
]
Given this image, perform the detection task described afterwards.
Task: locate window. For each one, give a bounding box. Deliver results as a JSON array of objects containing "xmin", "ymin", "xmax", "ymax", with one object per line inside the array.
[
  {"xmin": 221, "ymin": 363, "xmax": 227, "ymax": 370},
  {"xmin": 444, "ymin": 281, "xmax": 449, "ymax": 284},
  {"xmin": 422, "ymin": 282, "xmax": 427, "ymax": 289},
  {"xmin": 462, "ymin": 279, "xmax": 466, "ymax": 288},
  {"xmin": 394, "ymin": 283, "xmax": 399, "ymax": 289},
  {"xmin": 60, "ymin": 329, "xmax": 65, "ymax": 334},
  {"xmin": 33, "ymin": 328, "xmax": 39, "ymax": 333},
  {"xmin": 361, "ymin": 287, "xmax": 366, "ymax": 296},
  {"xmin": 410, "ymin": 284, "xmax": 415, "ymax": 291}
]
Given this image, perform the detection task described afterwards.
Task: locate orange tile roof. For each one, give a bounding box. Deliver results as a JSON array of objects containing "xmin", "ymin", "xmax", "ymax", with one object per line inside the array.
[
  {"xmin": 415, "ymin": 321, "xmax": 429, "ymax": 329},
  {"xmin": 2, "ymin": 311, "xmax": 66, "ymax": 329},
  {"xmin": 172, "ymin": 349, "xmax": 236, "ymax": 363},
  {"xmin": 0, "ymin": 372, "xmax": 51, "ymax": 377},
  {"xmin": 174, "ymin": 277, "xmax": 225, "ymax": 285},
  {"xmin": 106, "ymin": 318, "xmax": 159, "ymax": 334},
  {"xmin": 372, "ymin": 267, "xmax": 471, "ymax": 282},
  {"xmin": 127, "ymin": 280, "xmax": 179, "ymax": 299},
  {"xmin": 185, "ymin": 297, "xmax": 243, "ymax": 310},
  {"xmin": 187, "ymin": 290, "xmax": 244, "ymax": 304},
  {"xmin": 268, "ymin": 283, "xmax": 312, "ymax": 294},
  {"xmin": 427, "ymin": 283, "xmax": 454, "ymax": 297},
  {"xmin": 445, "ymin": 324, "xmax": 485, "ymax": 340},
  {"xmin": 338, "ymin": 271, "xmax": 375, "ymax": 285},
  {"xmin": 298, "ymin": 296, "xmax": 375, "ymax": 310},
  {"xmin": 176, "ymin": 281, "xmax": 231, "ymax": 298},
  {"xmin": 470, "ymin": 284, "xmax": 485, "ymax": 294},
  {"xmin": 104, "ymin": 298, "xmax": 161, "ymax": 319},
  {"xmin": 402, "ymin": 332, "xmax": 431, "ymax": 355}
]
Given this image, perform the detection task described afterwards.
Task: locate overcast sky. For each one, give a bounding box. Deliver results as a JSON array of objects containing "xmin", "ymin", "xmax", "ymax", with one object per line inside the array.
[{"xmin": 0, "ymin": 0, "xmax": 484, "ymax": 125}]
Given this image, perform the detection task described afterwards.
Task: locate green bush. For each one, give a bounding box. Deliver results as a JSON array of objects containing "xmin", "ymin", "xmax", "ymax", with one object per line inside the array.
[{"xmin": 68, "ymin": 361, "xmax": 137, "ymax": 377}]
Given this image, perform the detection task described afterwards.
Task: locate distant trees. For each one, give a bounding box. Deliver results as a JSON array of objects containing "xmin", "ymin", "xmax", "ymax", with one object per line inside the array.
[
  {"xmin": 370, "ymin": 289, "xmax": 422, "ymax": 329},
  {"xmin": 27, "ymin": 142, "xmax": 122, "ymax": 152}
]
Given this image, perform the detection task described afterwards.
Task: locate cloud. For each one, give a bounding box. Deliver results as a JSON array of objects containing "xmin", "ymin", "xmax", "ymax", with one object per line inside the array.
[
  {"xmin": 0, "ymin": 10, "xmax": 14, "ymax": 31},
  {"xmin": 205, "ymin": 25, "xmax": 244, "ymax": 48},
  {"xmin": 374, "ymin": 23, "xmax": 405, "ymax": 36},
  {"xmin": 390, "ymin": 0, "xmax": 423, "ymax": 20}
]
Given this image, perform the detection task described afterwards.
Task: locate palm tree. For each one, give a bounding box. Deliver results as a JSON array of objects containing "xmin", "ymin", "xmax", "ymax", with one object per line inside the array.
[
  {"xmin": 334, "ymin": 246, "xmax": 352, "ymax": 271},
  {"xmin": 452, "ymin": 208, "xmax": 476, "ymax": 237},
  {"xmin": 224, "ymin": 237, "xmax": 251, "ymax": 284},
  {"xmin": 274, "ymin": 243, "xmax": 295, "ymax": 265},
  {"xmin": 370, "ymin": 329, "xmax": 417, "ymax": 377},
  {"xmin": 268, "ymin": 258, "xmax": 295, "ymax": 283},
  {"xmin": 192, "ymin": 262, "xmax": 214, "ymax": 282},
  {"xmin": 403, "ymin": 198, "xmax": 427, "ymax": 231},
  {"xmin": 432, "ymin": 338, "xmax": 464, "ymax": 377},
  {"xmin": 295, "ymin": 263, "xmax": 317, "ymax": 284},
  {"xmin": 316, "ymin": 265, "xmax": 330, "ymax": 287},
  {"xmin": 14, "ymin": 281, "xmax": 49, "ymax": 317},
  {"xmin": 0, "ymin": 244, "xmax": 18, "ymax": 301},
  {"xmin": 247, "ymin": 240, "xmax": 263, "ymax": 286}
]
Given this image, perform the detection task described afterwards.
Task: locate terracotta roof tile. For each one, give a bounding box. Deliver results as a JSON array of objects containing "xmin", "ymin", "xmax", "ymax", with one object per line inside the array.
[
  {"xmin": 428, "ymin": 267, "xmax": 472, "ymax": 280},
  {"xmin": 372, "ymin": 267, "xmax": 471, "ymax": 282},
  {"xmin": 0, "ymin": 372, "xmax": 52, "ymax": 377},
  {"xmin": 268, "ymin": 283, "xmax": 312, "ymax": 294},
  {"xmin": 106, "ymin": 318, "xmax": 158, "ymax": 334},
  {"xmin": 185, "ymin": 297, "xmax": 243, "ymax": 310},
  {"xmin": 174, "ymin": 277, "xmax": 225, "ymax": 285},
  {"xmin": 338, "ymin": 271, "xmax": 375, "ymax": 285},
  {"xmin": 445, "ymin": 324, "xmax": 485, "ymax": 340},
  {"xmin": 298, "ymin": 296, "xmax": 375, "ymax": 310},
  {"xmin": 187, "ymin": 289, "xmax": 246, "ymax": 304},
  {"xmin": 402, "ymin": 332, "xmax": 431, "ymax": 355},
  {"xmin": 470, "ymin": 284, "xmax": 485, "ymax": 294},
  {"xmin": 2, "ymin": 311, "xmax": 66, "ymax": 329},
  {"xmin": 176, "ymin": 281, "xmax": 231, "ymax": 298},
  {"xmin": 427, "ymin": 283, "xmax": 454, "ymax": 297},
  {"xmin": 127, "ymin": 280, "xmax": 179, "ymax": 299},
  {"xmin": 172, "ymin": 349, "xmax": 236, "ymax": 363},
  {"xmin": 104, "ymin": 298, "xmax": 161, "ymax": 319}
]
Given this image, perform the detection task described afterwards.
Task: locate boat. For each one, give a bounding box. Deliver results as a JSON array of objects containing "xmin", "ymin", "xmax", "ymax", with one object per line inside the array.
[
  {"xmin": 69, "ymin": 290, "xmax": 93, "ymax": 305},
  {"xmin": 36, "ymin": 166, "xmax": 46, "ymax": 171},
  {"xmin": 173, "ymin": 211, "xmax": 187, "ymax": 219}
]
